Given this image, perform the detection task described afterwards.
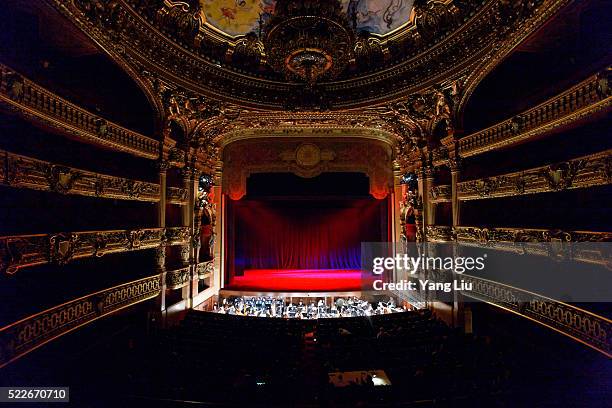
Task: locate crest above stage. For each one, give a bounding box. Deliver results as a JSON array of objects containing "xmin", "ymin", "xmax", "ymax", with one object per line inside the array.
[{"xmin": 222, "ymin": 137, "xmax": 394, "ymax": 200}]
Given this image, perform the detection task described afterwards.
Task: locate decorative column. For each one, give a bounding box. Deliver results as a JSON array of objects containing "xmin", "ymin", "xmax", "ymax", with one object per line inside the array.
[
  {"xmin": 212, "ymin": 184, "xmax": 224, "ymax": 291},
  {"xmin": 190, "ymin": 175, "xmax": 207, "ymax": 305},
  {"xmin": 449, "ymin": 158, "xmax": 462, "ymax": 228},
  {"xmin": 415, "ymin": 168, "xmax": 426, "ymax": 243},
  {"xmin": 155, "ymin": 160, "xmax": 169, "ymax": 318},
  {"xmin": 449, "ymin": 157, "xmax": 464, "ymax": 328},
  {"xmin": 392, "ymin": 173, "xmax": 403, "ymax": 245},
  {"xmin": 421, "ymin": 165, "xmax": 435, "ymax": 233},
  {"xmin": 180, "ymin": 166, "xmax": 198, "ymax": 308}
]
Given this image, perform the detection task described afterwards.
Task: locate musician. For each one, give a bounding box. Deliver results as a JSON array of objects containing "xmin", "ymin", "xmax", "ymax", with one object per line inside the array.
[{"xmin": 287, "ymin": 302, "xmax": 297, "ymax": 318}]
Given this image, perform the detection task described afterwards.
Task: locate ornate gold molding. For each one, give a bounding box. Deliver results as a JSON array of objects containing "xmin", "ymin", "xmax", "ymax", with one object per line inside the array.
[
  {"xmin": 430, "ymin": 185, "xmax": 452, "ymax": 203},
  {"xmin": 0, "ymin": 275, "xmax": 161, "ymax": 367},
  {"xmin": 0, "ymin": 149, "xmax": 186, "ymax": 204},
  {"xmin": 425, "ymin": 226, "xmax": 612, "ymax": 268},
  {"xmin": 426, "ymin": 225, "xmax": 612, "ymax": 267},
  {"xmin": 456, "ymin": 150, "xmax": 612, "ymax": 200},
  {"xmin": 425, "ymin": 225, "xmax": 455, "ymax": 243},
  {"xmin": 462, "ymin": 275, "xmax": 611, "ymax": 357},
  {"xmin": 197, "ymin": 261, "xmax": 213, "ymax": 280},
  {"xmin": 0, "ymin": 63, "xmax": 159, "ymax": 159},
  {"xmin": 165, "ymin": 266, "xmax": 190, "ymax": 290},
  {"xmin": 219, "ymin": 111, "xmax": 400, "ymax": 148},
  {"xmin": 0, "ymin": 227, "xmax": 190, "ymax": 275},
  {"xmin": 44, "ymin": 0, "xmax": 565, "ymax": 110},
  {"xmin": 222, "ymin": 138, "xmax": 394, "ymax": 200},
  {"xmin": 167, "ymin": 186, "xmax": 188, "ymax": 204},
  {"xmin": 458, "ymin": 67, "xmax": 612, "ymax": 158}
]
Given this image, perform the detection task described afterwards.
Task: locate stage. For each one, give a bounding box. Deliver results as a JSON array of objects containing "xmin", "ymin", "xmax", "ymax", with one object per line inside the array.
[{"xmin": 226, "ymin": 269, "xmax": 369, "ymax": 292}]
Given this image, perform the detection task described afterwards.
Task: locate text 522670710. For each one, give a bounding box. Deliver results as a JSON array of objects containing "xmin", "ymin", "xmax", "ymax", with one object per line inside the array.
[{"xmin": 0, "ymin": 387, "xmax": 69, "ymax": 403}]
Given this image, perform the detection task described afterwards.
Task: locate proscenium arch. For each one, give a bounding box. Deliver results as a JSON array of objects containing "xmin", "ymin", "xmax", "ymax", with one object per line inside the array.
[{"xmin": 218, "ymin": 127, "xmax": 402, "ymax": 201}]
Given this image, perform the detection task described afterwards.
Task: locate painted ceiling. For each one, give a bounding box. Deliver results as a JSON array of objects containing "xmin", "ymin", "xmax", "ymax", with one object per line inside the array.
[{"xmin": 200, "ymin": 0, "xmax": 415, "ymax": 37}]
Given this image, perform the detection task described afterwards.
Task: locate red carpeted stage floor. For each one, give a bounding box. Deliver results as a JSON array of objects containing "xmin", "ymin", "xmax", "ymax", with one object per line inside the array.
[{"xmin": 227, "ymin": 269, "xmax": 369, "ymax": 291}]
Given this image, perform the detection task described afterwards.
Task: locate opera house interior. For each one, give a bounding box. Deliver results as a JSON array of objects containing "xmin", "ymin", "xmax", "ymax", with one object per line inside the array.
[{"xmin": 0, "ymin": 0, "xmax": 611, "ymax": 406}]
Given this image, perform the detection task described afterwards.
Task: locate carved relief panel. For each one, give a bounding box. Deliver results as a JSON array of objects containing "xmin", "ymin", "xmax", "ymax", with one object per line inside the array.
[{"xmin": 222, "ymin": 138, "xmax": 394, "ymax": 200}]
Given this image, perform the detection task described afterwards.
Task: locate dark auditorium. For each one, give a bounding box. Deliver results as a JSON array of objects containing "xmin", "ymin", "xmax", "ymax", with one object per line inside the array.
[{"xmin": 0, "ymin": 0, "xmax": 610, "ymax": 407}]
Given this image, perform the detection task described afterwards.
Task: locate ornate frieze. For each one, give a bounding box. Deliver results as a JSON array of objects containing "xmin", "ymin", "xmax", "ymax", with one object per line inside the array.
[
  {"xmin": 453, "ymin": 226, "xmax": 611, "ymax": 268},
  {"xmin": 0, "ymin": 63, "xmax": 159, "ymax": 159},
  {"xmin": 459, "ymin": 67, "xmax": 612, "ymax": 158},
  {"xmin": 430, "ymin": 185, "xmax": 452, "ymax": 202},
  {"xmin": 165, "ymin": 267, "xmax": 190, "ymax": 290},
  {"xmin": 0, "ymin": 149, "xmax": 188, "ymax": 205},
  {"xmin": 462, "ymin": 275, "xmax": 611, "ymax": 357},
  {"xmin": 197, "ymin": 260, "xmax": 213, "ymax": 280},
  {"xmin": 425, "ymin": 225, "xmax": 454, "ymax": 242},
  {"xmin": 0, "ymin": 227, "xmax": 190, "ymax": 274},
  {"xmin": 0, "ymin": 275, "xmax": 161, "ymax": 367},
  {"xmin": 222, "ymin": 138, "xmax": 394, "ymax": 200},
  {"xmin": 2, "ymin": 149, "xmax": 160, "ymax": 201},
  {"xmin": 165, "ymin": 226, "xmax": 191, "ymax": 246},
  {"xmin": 44, "ymin": 0, "xmax": 562, "ymax": 109},
  {"xmin": 167, "ymin": 187, "xmax": 188, "ymax": 204},
  {"xmin": 457, "ymin": 150, "xmax": 612, "ymax": 200}
]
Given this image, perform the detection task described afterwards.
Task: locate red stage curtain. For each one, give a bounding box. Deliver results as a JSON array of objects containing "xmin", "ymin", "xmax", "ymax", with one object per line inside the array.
[{"xmin": 230, "ymin": 199, "xmax": 386, "ymax": 275}]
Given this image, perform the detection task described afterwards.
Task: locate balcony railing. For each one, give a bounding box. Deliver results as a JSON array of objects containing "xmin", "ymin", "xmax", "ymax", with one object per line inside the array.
[
  {"xmin": 0, "ymin": 275, "xmax": 161, "ymax": 367},
  {"xmin": 428, "ymin": 150, "xmax": 611, "ymax": 203},
  {"xmin": 166, "ymin": 267, "xmax": 191, "ymax": 290},
  {"xmin": 0, "ymin": 63, "xmax": 159, "ymax": 159},
  {"xmin": 458, "ymin": 67, "xmax": 612, "ymax": 158},
  {"xmin": 429, "ymin": 185, "xmax": 452, "ymax": 202},
  {"xmin": 425, "ymin": 225, "xmax": 611, "ymax": 268},
  {"xmin": 0, "ymin": 227, "xmax": 190, "ymax": 275},
  {"xmin": 457, "ymin": 150, "xmax": 612, "ymax": 200},
  {"xmin": 462, "ymin": 275, "xmax": 611, "ymax": 357},
  {"xmin": 167, "ymin": 187, "xmax": 188, "ymax": 204},
  {"xmin": 197, "ymin": 260, "xmax": 214, "ymax": 279},
  {"xmin": 1, "ymin": 149, "xmax": 187, "ymax": 204}
]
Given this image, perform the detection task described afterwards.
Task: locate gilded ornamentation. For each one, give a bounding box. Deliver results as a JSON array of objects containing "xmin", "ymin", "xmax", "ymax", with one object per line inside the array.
[
  {"xmin": 541, "ymin": 161, "xmax": 584, "ymax": 191},
  {"xmin": 462, "ymin": 275, "xmax": 611, "ymax": 356},
  {"xmin": 457, "ymin": 150, "xmax": 612, "ymax": 200},
  {"xmin": 49, "ymin": 233, "xmax": 78, "ymax": 266},
  {"xmin": 223, "ymin": 138, "xmax": 393, "ymax": 200},
  {"xmin": 0, "ymin": 236, "xmax": 48, "ymax": 275},
  {"xmin": 429, "ymin": 185, "xmax": 451, "ymax": 202},
  {"xmin": 0, "ymin": 148, "xmax": 190, "ymax": 204},
  {"xmin": 459, "ymin": 67, "xmax": 612, "ymax": 159},
  {"xmin": 425, "ymin": 225, "xmax": 453, "ymax": 242},
  {"xmin": 0, "ymin": 275, "xmax": 161, "ymax": 367},
  {"xmin": 0, "ymin": 63, "xmax": 158, "ymax": 159},
  {"xmin": 197, "ymin": 261, "xmax": 214, "ymax": 279},
  {"xmin": 167, "ymin": 187, "xmax": 188, "ymax": 204},
  {"xmin": 0, "ymin": 228, "xmax": 190, "ymax": 275},
  {"xmin": 166, "ymin": 267, "xmax": 191, "ymax": 289},
  {"xmin": 263, "ymin": 1, "xmax": 353, "ymax": 86},
  {"xmin": 45, "ymin": 0, "xmax": 555, "ymax": 109},
  {"xmin": 165, "ymin": 227, "xmax": 192, "ymax": 245},
  {"xmin": 413, "ymin": 0, "xmax": 459, "ymax": 42},
  {"xmin": 449, "ymin": 226, "xmax": 612, "ymax": 268}
]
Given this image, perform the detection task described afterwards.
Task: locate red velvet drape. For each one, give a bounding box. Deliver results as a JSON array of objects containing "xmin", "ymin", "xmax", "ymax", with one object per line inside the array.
[{"xmin": 229, "ymin": 199, "xmax": 386, "ymax": 276}]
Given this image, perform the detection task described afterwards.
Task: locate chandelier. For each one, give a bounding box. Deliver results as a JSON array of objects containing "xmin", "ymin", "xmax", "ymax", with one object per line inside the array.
[{"xmin": 263, "ymin": 0, "xmax": 353, "ymax": 87}]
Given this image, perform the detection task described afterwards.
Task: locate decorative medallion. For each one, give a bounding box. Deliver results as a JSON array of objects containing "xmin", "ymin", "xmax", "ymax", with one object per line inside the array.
[{"xmin": 295, "ymin": 144, "xmax": 322, "ymax": 167}]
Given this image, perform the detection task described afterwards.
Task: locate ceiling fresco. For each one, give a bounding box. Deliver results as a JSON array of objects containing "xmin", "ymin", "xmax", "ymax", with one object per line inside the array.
[{"xmin": 201, "ymin": 0, "xmax": 415, "ymax": 37}]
